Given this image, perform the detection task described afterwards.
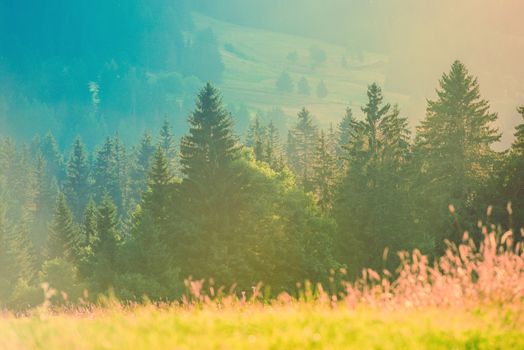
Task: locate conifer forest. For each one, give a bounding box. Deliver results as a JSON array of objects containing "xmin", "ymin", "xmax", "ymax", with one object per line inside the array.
[{"xmin": 1, "ymin": 1, "xmax": 523, "ymax": 349}]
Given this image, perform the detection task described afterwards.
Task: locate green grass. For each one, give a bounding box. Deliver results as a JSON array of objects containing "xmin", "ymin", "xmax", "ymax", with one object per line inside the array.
[
  {"xmin": 1, "ymin": 305, "xmax": 522, "ymax": 349},
  {"xmin": 193, "ymin": 12, "xmax": 410, "ymax": 128}
]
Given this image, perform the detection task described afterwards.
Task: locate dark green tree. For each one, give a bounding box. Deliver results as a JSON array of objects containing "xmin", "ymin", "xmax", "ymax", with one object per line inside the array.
[
  {"xmin": 47, "ymin": 192, "xmax": 79, "ymax": 262},
  {"xmin": 179, "ymin": 83, "xmax": 244, "ymax": 283},
  {"xmin": 246, "ymin": 116, "xmax": 266, "ymax": 161},
  {"xmin": 288, "ymin": 108, "xmax": 318, "ymax": 190},
  {"xmin": 312, "ymin": 130, "xmax": 337, "ymax": 213},
  {"xmin": 65, "ymin": 137, "xmax": 90, "ymax": 220},
  {"xmin": 91, "ymin": 194, "xmax": 120, "ymax": 290},
  {"xmin": 413, "ymin": 61, "xmax": 500, "ymax": 250},
  {"xmin": 334, "ymin": 83, "xmax": 413, "ymax": 275},
  {"xmin": 157, "ymin": 118, "xmax": 177, "ymax": 174}
]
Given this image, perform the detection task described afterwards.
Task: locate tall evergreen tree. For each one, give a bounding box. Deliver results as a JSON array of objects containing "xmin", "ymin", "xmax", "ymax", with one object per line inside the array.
[
  {"xmin": 264, "ymin": 120, "xmax": 281, "ymax": 168},
  {"xmin": 40, "ymin": 132, "xmax": 65, "ymax": 184},
  {"xmin": 157, "ymin": 118, "xmax": 177, "ymax": 174},
  {"xmin": 91, "ymin": 194, "xmax": 120, "ymax": 289},
  {"xmin": 312, "ymin": 130, "xmax": 337, "ymax": 213},
  {"xmin": 179, "ymin": 83, "xmax": 243, "ymax": 281},
  {"xmin": 334, "ymin": 83, "xmax": 413, "ymax": 275},
  {"xmin": 93, "ymin": 136, "xmax": 128, "ymax": 213},
  {"xmin": 47, "ymin": 193, "xmax": 79, "ymax": 262},
  {"xmin": 413, "ymin": 60, "xmax": 500, "ymax": 249},
  {"xmin": 289, "ymin": 108, "xmax": 318, "ymax": 190},
  {"xmin": 130, "ymin": 131, "xmax": 155, "ymax": 203},
  {"xmin": 65, "ymin": 137, "xmax": 90, "ymax": 220},
  {"xmin": 501, "ymin": 106, "xmax": 524, "ymax": 234},
  {"xmin": 246, "ymin": 116, "xmax": 265, "ymax": 161}
]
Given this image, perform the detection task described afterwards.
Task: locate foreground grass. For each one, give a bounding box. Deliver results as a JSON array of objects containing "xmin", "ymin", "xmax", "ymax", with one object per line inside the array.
[{"xmin": 1, "ymin": 304, "xmax": 522, "ymax": 350}]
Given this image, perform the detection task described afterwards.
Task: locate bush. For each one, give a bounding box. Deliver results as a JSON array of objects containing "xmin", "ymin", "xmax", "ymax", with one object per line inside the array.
[
  {"xmin": 276, "ymin": 71, "xmax": 294, "ymax": 93},
  {"xmin": 39, "ymin": 258, "xmax": 85, "ymax": 304}
]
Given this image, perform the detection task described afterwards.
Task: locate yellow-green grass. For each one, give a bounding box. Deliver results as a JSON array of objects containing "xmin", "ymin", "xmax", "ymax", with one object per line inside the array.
[
  {"xmin": 192, "ymin": 13, "xmax": 411, "ymax": 127},
  {"xmin": 1, "ymin": 304, "xmax": 522, "ymax": 349}
]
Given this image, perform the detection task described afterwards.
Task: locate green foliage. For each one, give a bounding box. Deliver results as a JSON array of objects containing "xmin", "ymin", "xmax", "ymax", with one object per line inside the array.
[
  {"xmin": 413, "ymin": 60, "xmax": 500, "ymax": 250},
  {"xmin": 0, "ymin": 74, "xmax": 522, "ymax": 307},
  {"xmin": 39, "ymin": 258, "xmax": 85, "ymax": 304},
  {"xmin": 65, "ymin": 137, "xmax": 90, "ymax": 220},
  {"xmin": 287, "ymin": 108, "xmax": 318, "ymax": 190},
  {"xmin": 334, "ymin": 83, "xmax": 414, "ymax": 274},
  {"xmin": 47, "ymin": 193, "xmax": 80, "ymax": 262}
]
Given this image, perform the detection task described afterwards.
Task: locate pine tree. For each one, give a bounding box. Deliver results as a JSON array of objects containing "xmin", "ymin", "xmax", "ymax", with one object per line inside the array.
[
  {"xmin": 502, "ymin": 106, "xmax": 524, "ymax": 233},
  {"xmin": 264, "ymin": 120, "xmax": 281, "ymax": 167},
  {"xmin": 312, "ymin": 130, "xmax": 337, "ymax": 213},
  {"xmin": 179, "ymin": 83, "xmax": 243, "ymax": 281},
  {"xmin": 92, "ymin": 194, "xmax": 120, "ymax": 289},
  {"xmin": 142, "ymin": 147, "xmax": 175, "ymax": 231},
  {"xmin": 32, "ymin": 153, "xmax": 58, "ymax": 251},
  {"xmin": 289, "ymin": 108, "xmax": 318, "ymax": 190},
  {"xmin": 414, "ymin": 60, "xmax": 500, "ymax": 249},
  {"xmin": 47, "ymin": 192, "xmax": 79, "ymax": 262},
  {"xmin": 82, "ymin": 198, "xmax": 98, "ymax": 248},
  {"xmin": 334, "ymin": 83, "xmax": 413, "ymax": 275},
  {"xmin": 337, "ymin": 107, "xmax": 355, "ymax": 158},
  {"xmin": 130, "ymin": 131, "xmax": 155, "ymax": 203},
  {"xmin": 246, "ymin": 116, "xmax": 265, "ymax": 161},
  {"xmin": 65, "ymin": 137, "xmax": 90, "ymax": 220},
  {"xmin": 8, "ymin": 211, "xmax": 36, "ymax": 282},
  {"xmin": 93, "ymin": 136, "xmax": 128, "ymax": 213},
  {"xmin": 40, "ymin": 132, "xmax": 65, "ymax": 184},
  {"xmin": 180, "ymin": 83, "xmax": 241, "ymax": 182},
  {"xmin": 157, "ymin": 118, "xmax": 177, "ymax": 174}
]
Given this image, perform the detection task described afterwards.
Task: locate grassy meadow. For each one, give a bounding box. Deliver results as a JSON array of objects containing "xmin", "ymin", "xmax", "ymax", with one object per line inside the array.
[
  {"xmin": 1, "ymin": 231, "xmax": 523, "ymax": 350},
  {"xmin": 1, "ymin": 304, "xmax": 522, "ymax": 350}
]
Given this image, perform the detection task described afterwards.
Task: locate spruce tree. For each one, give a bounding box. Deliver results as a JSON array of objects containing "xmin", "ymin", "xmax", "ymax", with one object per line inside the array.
[
  {"xmin": 289, "ymin": 108, "xmax": 318, "ymax": 190},
  {"xmin": 264, "ymin": 120, "xmax": 281, "ymax": 167},
  {"xmin": 93, "ymin": 136, "xmax": 128, "ymax": 213},
  {"xmin": 414, "ymin": 60, "xmax": 500, "ymax": 249},
  {"xmin": 179, "ymin": 83, "xmax": 242, "ymax": 281},
  {"xmin": 246, "ymin": 116, "xmax": 265, "ymax": 161},
  {"xmin": 180, "ymin": 83, "xmax": 241, "ymax": 182},
  {"xmin": 82, "ymin": 198, "xmax": 98, "ymax": 248},
  {"xmin": 130, "ymin": 131, "xmax": 155, "ymax": 203},
  {"xmin": 40, "ymin": 132, "xmax": 65, "ymax": 183},
  {"xmin": 65, "ymin": 137, "xmax": 90, "ymax": 220},
  {"xmin": 92, "ymin": 194, "xmax": 120, "ymax": 289},
  {"xmin": 157, "ymin": 118, "xmax": 177, "ymax": 174},
  {"xmin": 312, "ymin": 130, "xmax": 337, "ymax": 213},
  {"xmin": 334, "ymin": 83, "xmax": 413, "ymax": 275},
  {"xmin": 502, "ymin": 106, "xmax": 524, "ymax": 233},
  {"xmin": 47, "ymin": 192, "xmax": 79, "ymax": 262}
]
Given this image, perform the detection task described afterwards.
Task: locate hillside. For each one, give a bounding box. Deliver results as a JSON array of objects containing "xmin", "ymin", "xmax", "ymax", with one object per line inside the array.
[{"xmin": 193, "ymin": 13, "xmax": 410, "ymax": 130}]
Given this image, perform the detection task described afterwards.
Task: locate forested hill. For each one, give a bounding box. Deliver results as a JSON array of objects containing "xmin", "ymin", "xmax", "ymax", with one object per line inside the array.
[
  {"xmin": 0, "ymin": 1, "xmax": 222, "ymax": 147},
  {"xmin": 1, "ymin": 1, "xmax": 522, "ymax": 150}
]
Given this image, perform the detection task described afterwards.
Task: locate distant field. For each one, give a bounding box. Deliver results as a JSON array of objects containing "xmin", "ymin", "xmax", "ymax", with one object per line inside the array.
[
  {"xmin": 193, "ymin": 13, "xmax": 410, "ymax": 128},
  {"xmin": 1, "ymin": 304, "xmax": 522, "ymax": 349}
]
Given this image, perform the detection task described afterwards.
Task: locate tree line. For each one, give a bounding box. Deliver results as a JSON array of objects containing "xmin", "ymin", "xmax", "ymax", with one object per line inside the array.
[{"xmin": 0, "ymin": 60, "xmax": 523, "ymax": 309}]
